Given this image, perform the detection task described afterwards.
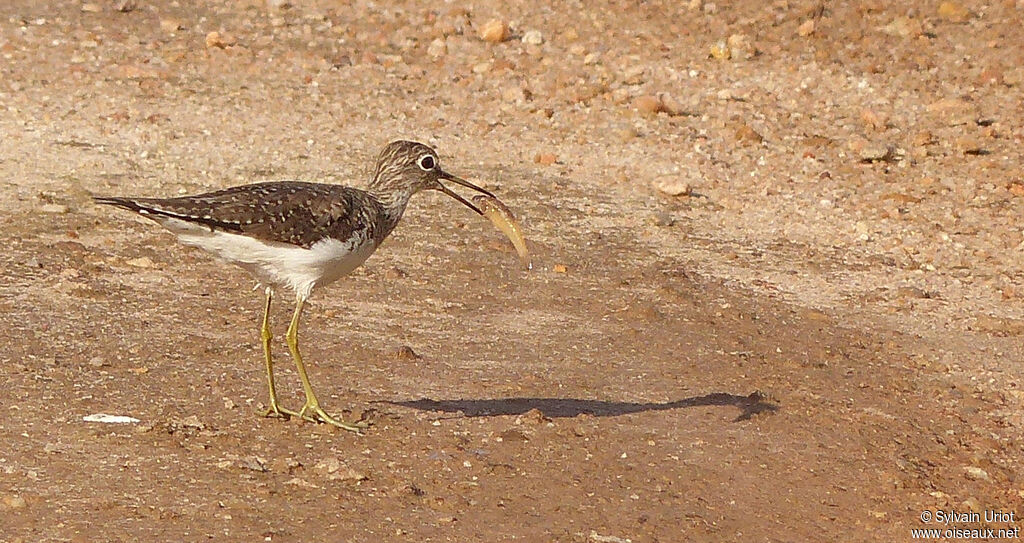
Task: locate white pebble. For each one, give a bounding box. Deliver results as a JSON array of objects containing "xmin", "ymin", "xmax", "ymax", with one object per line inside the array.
[
  {"xmin": 521, "ymin": 30, "xmax": 543, "ymax": 45},
  {"xmin": 83, "ymin": 413, "xmax": 141, "ymax": 424},
  {"xmin": 427, "ymin": 38, "xmax": 446, "ymax": 57}
]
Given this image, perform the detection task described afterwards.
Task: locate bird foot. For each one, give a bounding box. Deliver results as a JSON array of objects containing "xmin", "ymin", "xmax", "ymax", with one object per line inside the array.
[
  {"xmin": 264, "ymin": 400, "xmax": 310, "ymax": 420},
  {"xmin": 297, "ymin": 402, "xmax": 369, "ymax": 433}
]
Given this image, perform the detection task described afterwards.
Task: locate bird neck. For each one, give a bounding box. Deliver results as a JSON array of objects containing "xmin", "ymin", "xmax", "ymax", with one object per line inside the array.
[{"xmin": 367, "ymin": 185, "xmax": 413, "ymax": 240}]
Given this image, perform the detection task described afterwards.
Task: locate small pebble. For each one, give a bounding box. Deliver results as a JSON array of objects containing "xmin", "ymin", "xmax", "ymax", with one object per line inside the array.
[
  {"xmin": 860, "ymin": 109, "xmax": 885, "ymax": 131},
  {"xmin": 83, "ymin": 414, "xmax": 141, "ymax": 424},
  {"xmin": 1007, "ymin": 181, "xmax": 1024, "ymax": 197},
  {"xmin": 427, "ymin": 38, "xmax": 446, "ymax": 57},
  {"xmin": 882, "ymin": 16, "xmax": 923, "ymax": 38},
  {"xmin": 516, "ymin": 408, "xmax": 548, "ymax": 424},
  {"xmin": 521, "ymin": 30, "xmax": 543, "ymax": 45},
  {"xmin": 650, "ymin": 212, "xmax": 675, "ymax": 227},
  {"xmin": 500, "ymin": 429, "xmax": 528, "ymax": 442},
  {"xmin": 895, "ymin": 286, "xmax": 930, "ymax": 299},
  {"xmin": 912, "ymin": 130, "xmax": 935, "ymax": 146},
  {"xmin": 239, "ymin": 456, "xmax": 268, "ymax": 473},
  {"xmin": 734, "ymin": 123, "xmax": 764, "ymax": 144},
  {"xmin": 938, "ymin": 1, "xmax": 970, "ymax": 23},
  {"xmin": 850, "ymin": 139, "xmax": 893, "ymax": 162},
  {"xmin": 620, "ymin": 66, "xmax": 646, "ymax": 85},
  {"xmin": 40, "ymin": 203, "xmax": 69, "ymax": 214},
  {"xmin": 314, "ymin": 458, "xmax": 368, "ymax": 481},
  {"xmin": 284, "ymin": 478, "xmax": 319, "ymax": 489},
  {"xmin": 955, "ymin": 136, "xmax": 984, "ymax": 155},
  {"xmin": 479, "ymin": 19, "xmax": 508, "ymax": 43},
  {"xmin": 534, "ymin": 153, "xmax": 557, "ymax": 165},
  {"xmin": 726, "ymin": 33, "xmax": 756, "ymax": 60},
  {"xmin": 2, "ymin": 495, "xmax": 26, "ymax": 509},
  {"xmin": 617, "ymin": 127, "xmax": 639, "ymax": 142},
  {"xmin": 709, "ymin": 40, "xmax": 730, "ymax": 60},
  {"xmin": 634, "ymin": 95, "xmax": 662, "ymax": 116},
  {"xmin": 961, "ymin": 497, "xmax": 983, "ymax": 513},
  {"xmin": 205, "ymin": 31, "xmax": 237, "ymax": 49},
  {"xmin": 657, "ymin": 93, "xmax": 688, "ymax": 116},
  {"xmin": 126, "ymin": 256, "xmax": 156, "ymax": 268},
  {"xmin": 393, "ymin": 345, "xmax": 421, "ymax": 361},
  {"xmin": 978, "ymin": 67, "xmax": 1003, "ymax": 86},
  {"xmin": 652, "ymin": 177, "xmax": 691, "ymax": 197},
  {"xmin": 160, "ymin": 19, "xmax": 182, "ymax": 33}
]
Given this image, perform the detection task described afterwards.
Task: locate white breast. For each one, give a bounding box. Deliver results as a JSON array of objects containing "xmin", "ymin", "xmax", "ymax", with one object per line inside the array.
[{"xmin": 159, "ymin": 217, "xmax": 377, "ymax": 301}]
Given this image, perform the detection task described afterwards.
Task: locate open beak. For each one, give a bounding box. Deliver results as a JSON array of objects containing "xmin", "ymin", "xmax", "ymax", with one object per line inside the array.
[{"xmin": 437, "ymin": 170, "xmax": 496, "ymax": 215}]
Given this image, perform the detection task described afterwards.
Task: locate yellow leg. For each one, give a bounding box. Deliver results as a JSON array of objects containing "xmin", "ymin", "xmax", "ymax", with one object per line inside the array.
[
  {"xmin": 260, "ymin": 288, "xmax": 300, "ymax": 419},
  {"xmin": 286, "ymin": 296, "xmax": 367, "ymax": 432}
]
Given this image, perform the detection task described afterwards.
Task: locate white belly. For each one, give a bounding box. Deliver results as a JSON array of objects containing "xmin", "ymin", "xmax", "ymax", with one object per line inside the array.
[{"xmin": 161, "ymin": 218, "xmax": 377, "ymax": 301}]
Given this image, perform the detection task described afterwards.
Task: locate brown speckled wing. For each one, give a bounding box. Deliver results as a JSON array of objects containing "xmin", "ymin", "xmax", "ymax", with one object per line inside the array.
[{"xmin": 103, "ymin": 182, "xmax": 382, "ymax": 249}]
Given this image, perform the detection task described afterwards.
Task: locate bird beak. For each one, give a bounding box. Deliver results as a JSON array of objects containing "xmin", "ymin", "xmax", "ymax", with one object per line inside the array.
[{"xmin": 437, "ymin": 170, "xmax": 495, "ymax": 215}]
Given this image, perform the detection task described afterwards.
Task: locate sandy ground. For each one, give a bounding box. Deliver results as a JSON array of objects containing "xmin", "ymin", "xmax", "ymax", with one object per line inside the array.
[{"xmin": 2, "ymin": 0, "xmax": 1023, "ymax": 541}]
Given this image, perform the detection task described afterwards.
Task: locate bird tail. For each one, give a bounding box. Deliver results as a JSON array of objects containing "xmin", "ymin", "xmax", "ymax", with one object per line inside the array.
[
  {"xmin": 93, "ymin": 196, "xmax": 147, "ymax": 212},
  {"xmin": 93, "ymin": 195, "xmax": 241, "ymax": 232},
  {"xmin": 93, "ymin": 196, "xmax": 176, "ymax": 222}
]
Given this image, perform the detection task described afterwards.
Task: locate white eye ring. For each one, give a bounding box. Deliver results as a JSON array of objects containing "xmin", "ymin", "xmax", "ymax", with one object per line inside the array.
[{"xmin": 418, "ymin": 155, "xmax": 436, "ymax": 171}]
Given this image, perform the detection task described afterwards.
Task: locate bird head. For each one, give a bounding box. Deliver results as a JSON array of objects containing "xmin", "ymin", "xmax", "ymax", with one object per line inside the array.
[{"xmin": 370, "ymin": 140, "xmax": 493, "ymax": 214}]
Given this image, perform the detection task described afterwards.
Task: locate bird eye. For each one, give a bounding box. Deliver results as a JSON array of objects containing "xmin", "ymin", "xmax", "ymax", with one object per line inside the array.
[{"xmin": 418, "ymin": 155, "xmax": 436, "ymax": 171}]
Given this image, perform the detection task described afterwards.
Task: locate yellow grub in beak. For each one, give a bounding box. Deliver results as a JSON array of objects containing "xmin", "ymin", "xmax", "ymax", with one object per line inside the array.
[{"xmin": 472, "ymin": 194, "xmax": 531, "ymax": 270}]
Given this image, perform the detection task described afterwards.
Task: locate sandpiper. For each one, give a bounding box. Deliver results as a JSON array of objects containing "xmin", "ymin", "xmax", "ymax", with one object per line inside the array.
[{"xmin": 95, "ymin": 140, "xmax": 496, "ymax": 432}]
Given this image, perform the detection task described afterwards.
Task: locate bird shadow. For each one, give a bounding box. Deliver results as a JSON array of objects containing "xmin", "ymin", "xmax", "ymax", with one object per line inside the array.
[{"xmin": 386, "ymin": 391, "xmax": 777, "ymax": 422}]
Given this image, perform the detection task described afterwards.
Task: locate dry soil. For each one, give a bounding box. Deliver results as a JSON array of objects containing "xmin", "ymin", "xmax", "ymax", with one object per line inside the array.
[{"xmin": 1, "ymin": 1, "xmax": 1023, "ymax": 542}]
